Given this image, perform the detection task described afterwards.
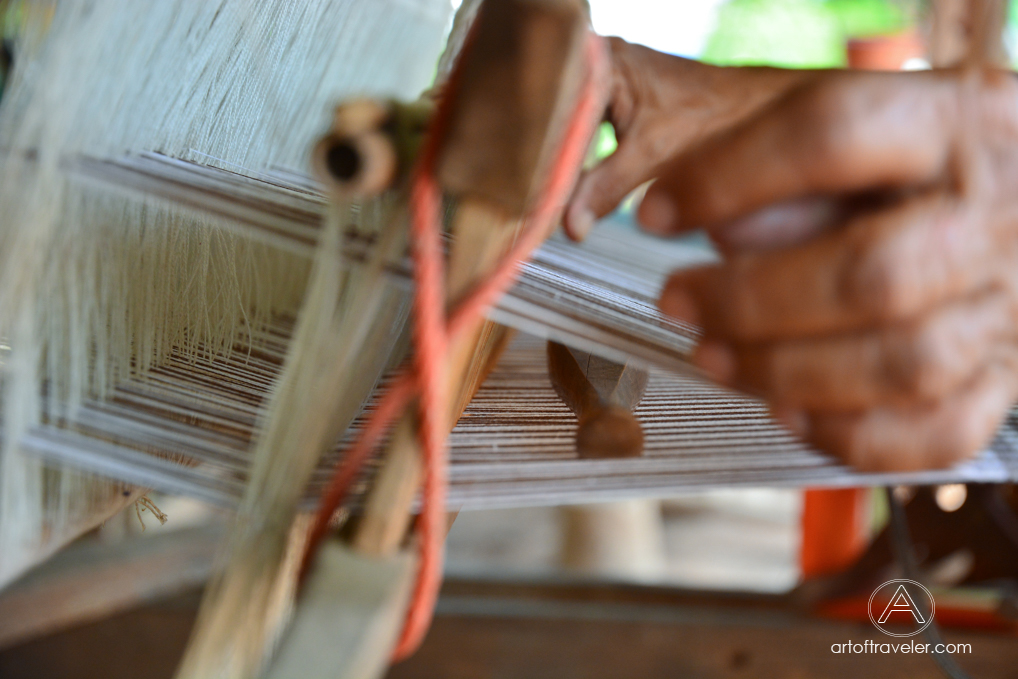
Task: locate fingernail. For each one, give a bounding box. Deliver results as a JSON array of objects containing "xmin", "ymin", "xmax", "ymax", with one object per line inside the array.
[
  {"xmin": 693, "ymin": 341, "xmax": 736, "ymax": 384},
  {"xmin": 638, "ymin": 191, "xmax": 678, "ymax": 234},
  {"xmin": 659, "ymin": 286, "xmax": 700, "ymax": 326},
  {"xmin": 567, "ymin": 206, "xmax": 595, "ymax": 242},
  {"xmin": 773, "ymin": 407, "xmax": 810, "ymax": 439}
]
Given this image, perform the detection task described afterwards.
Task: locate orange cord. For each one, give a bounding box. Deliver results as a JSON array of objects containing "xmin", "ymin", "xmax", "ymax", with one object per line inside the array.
[{"xmin": 300, "ymin": 31, "xmax": 608, "ymax": 662}]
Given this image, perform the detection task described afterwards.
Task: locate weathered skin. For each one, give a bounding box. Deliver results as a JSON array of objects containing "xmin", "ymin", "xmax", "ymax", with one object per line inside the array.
[
  {"xmin": 569, "ymin": 38, "xmax": 1018, "ymax": 472},
  {"xmin": 563, "ymin": 38, "xmax": 817, "ymax": 241}
]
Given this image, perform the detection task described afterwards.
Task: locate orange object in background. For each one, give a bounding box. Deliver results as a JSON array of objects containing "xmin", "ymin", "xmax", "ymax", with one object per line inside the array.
[
  {"xmin": 798, "ymin": 29, "xmax": 928, "ymax": 583},
  {"xmin": 846, "ymin": 31, "xmax": 925, "ymax": 71},
  {"xmin": 800, "ymin": 487, "xmax": 871, "ymax": 578}
]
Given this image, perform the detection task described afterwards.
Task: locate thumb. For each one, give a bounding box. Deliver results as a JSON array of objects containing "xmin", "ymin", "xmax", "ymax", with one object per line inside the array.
[{"xmin": 564, "ymin": 141, "xmax": 653, "ymax": 241}]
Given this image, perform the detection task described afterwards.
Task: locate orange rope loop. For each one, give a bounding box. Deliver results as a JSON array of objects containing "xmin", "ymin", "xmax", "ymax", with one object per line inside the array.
[{"xmin": 301, "ymin": 31, "xmax": 608, "ymax": 662}]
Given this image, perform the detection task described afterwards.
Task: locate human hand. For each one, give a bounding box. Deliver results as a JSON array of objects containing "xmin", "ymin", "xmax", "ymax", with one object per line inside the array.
[
  {"xmin": 642, "ymin": 68, "xmax": 1018, "ymax": 471},
  {"xmin": 563, "ymin": 37, "xmax": 814, "ymax": 240}
]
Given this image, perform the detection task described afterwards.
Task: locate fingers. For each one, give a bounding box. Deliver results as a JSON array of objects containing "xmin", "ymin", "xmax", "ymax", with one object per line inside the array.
[
  {"xmin": 660, "ymin": 193, "xmax": 995, "ymax": 342},
  {"xmin": 639, "ymin": 72, "xmax": 958, "ymax": 235},
  {"xmin": 639, "ymin": 68, "xmax": 1018, "ymax": 472},
  {"xmin": 660, "ymin": 189, "xmax": 1018, "ymax": 473},
  {"xmin": 805, "ymin": 361, "xmax": 1018, "ymax": 472},
  {"xmin": 566, "ymin": 39, "xmax": 818, "ymax": 241},
  {"xmin": 707, "ymin": 197, "xmax": 843, "ymax": 254},
  {"xmin": 565, "ymin": 143, "xmax": 653, "ymax": 240},
  {"xmin": 724, "ymin": 289, "xmax": 1017, "ymax": 411}
]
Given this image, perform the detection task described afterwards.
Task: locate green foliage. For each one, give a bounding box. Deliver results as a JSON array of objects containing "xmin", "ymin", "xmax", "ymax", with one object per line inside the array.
[
  {"xmin": 593, "ymin": 121, "xmax": 618, "ymax": 161},
  {"xmin": 702, "ymin": 0, "xmax": 913, "ymax": 69},
  {"xmin": 702, "ymin": 0, "xmax": 846, "ymax": 68},
  {"xmin": 826, "ymin": 0, "xmax": 908, "ymax": 38}
]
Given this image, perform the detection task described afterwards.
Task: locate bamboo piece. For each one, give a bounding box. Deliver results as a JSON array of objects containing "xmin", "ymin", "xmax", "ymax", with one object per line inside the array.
[
  {"xmin": 547, "ymin": 341, "xmax": 648, "ymax": 458},
  {"xmin": 174, "ymin": 200, "xmax": 411, "ymax": 679},
  {"xmin": 353, "ymin": 201, "xmax": 520, "ymax": 557},
  {"xmin": 313, "ymin": 99, "xmax": 434, "ymax": 198}
]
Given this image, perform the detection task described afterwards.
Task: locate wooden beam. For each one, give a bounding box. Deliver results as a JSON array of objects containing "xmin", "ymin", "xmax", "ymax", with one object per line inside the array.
[
  {"xmin": 0, "ymin": 524, "xmax": 221, "ymax": 650},
  {"xmin": 5, "ymin": 578, "xmax": 1017, "ymax": 679},
  {"xmin": 437, "ymin": 0, "xmax": 588, "ymax": 215}
]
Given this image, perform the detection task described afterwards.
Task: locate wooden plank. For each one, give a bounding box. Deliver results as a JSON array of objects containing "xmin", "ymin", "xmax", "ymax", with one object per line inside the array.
[
  {"xmin": 4, "ymin": 578, "xmax": 1018, "ymax": 679},
  {"xmin": 352, "ymin": 200, "xmax": 518, "ymax": 557},
  {"xmin": 0, "ymin": 524, "xmax": 221, "ymax": 650},
  {"xmin": 387, "ymin": 579, "xmax": 1018, "ymax": 679},
  {"xmin": 437, "ymin": 0, "xmax": 588, "ymax": 214}
]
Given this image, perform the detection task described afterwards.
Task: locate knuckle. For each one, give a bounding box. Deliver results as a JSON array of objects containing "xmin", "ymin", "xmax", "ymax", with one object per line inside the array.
[
  {"xmin": 934, "ymin": 411, "xmax": 987, "ymax": 467},
  {"xmin": 606, "ymin": 36, "xmax": 628, "ymax": 54},
  {"xmin": 841, "ymin": 231, "xmax": 918, "ymax": 320},
  {"xmin": 842, "ymin": 430, "xmax": 897, "ymax": 472},
  {"xmin": 935, "ymin": 381, "xmax": 1010, "ymax": 466},
  {"xmin": 795, "ymin": 82, "xmax": 860, "ymax": 166},
  {"xmin": 883, "ymin": 321, "xmax": 955, "ymax": 400},
  {"xmin": 839, "ymin": 428, "xmax": 891, "ymax": 472},
  {"xmin": 820, "ymin": 412, "xmax": 921, "ymax": 473}
]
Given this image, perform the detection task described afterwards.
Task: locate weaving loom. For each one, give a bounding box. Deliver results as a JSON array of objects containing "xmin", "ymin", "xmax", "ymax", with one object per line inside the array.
[
  {"xmin": 2, "ymin": 0, "xmax": 1017, "ymax": 677},
  {"xmin": 23, "ymin": 153, "xmax": 1018, "ymax": 511}
]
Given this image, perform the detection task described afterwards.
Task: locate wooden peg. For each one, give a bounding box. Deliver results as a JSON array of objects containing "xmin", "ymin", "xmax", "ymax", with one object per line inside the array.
[
  {"xmin": 313, "ymin": 130, "xmax": 398, "ymax": 198},
  {"xmin": 547, "ymin": 341, "xmax": 648, "ymax": 459},
  {"xmin": 313, "ymin": 99, "xmax": 435, "ymax": 198}
]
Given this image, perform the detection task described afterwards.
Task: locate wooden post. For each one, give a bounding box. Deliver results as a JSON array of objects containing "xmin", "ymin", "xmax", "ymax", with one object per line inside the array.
[
  {"xmin": 547, "ymin": 341, "xmax": 648, "ymax": 459},
  {"xmin": 928, "ymin": 0, "xmax": 1008, "ymax": 66}
]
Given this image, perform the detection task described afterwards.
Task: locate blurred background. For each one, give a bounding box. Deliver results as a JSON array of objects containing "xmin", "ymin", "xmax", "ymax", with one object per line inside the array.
[{"xmin": 2, "ymin": 1, "xmax": 1017, "ymax": 678}]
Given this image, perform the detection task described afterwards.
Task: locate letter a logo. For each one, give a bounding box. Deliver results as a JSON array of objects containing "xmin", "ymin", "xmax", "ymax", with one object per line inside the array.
[
  {"xmin": 877, "ymin": 585, "xmax": 925, "ymax": 624},
  {"xmin": 868, "ymin": 579, "xmax": 936, "ymax": 637}
]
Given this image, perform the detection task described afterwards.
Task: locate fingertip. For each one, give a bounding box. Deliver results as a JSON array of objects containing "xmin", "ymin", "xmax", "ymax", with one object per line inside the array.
[
  {"xmin": 564, "ymin": 203, "xmax": 595, "ymax": 242},
  {"xmin": 771, "ymin": 406, "xmax": 810, "ymax": 439},
  {"xmin": 659, "ymin": 282, "xmax": 701, "ymax": 326},
  {"xmin": 638, "ymin": 190, "xmax": 679, "ymax": 235},
  {"xmin": 692, "ymin": 341, "xmax": 736, "ymax": 385}
]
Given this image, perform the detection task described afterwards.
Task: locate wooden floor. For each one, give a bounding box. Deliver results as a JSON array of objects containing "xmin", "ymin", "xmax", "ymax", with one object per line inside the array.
[
  {"xmin": 2, "ymin": 579, "xmax": 1016, "ymax": 679},
  {"xmin": 1, "ymin": 494, "xmax": 1015, "ymax": 678}
]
